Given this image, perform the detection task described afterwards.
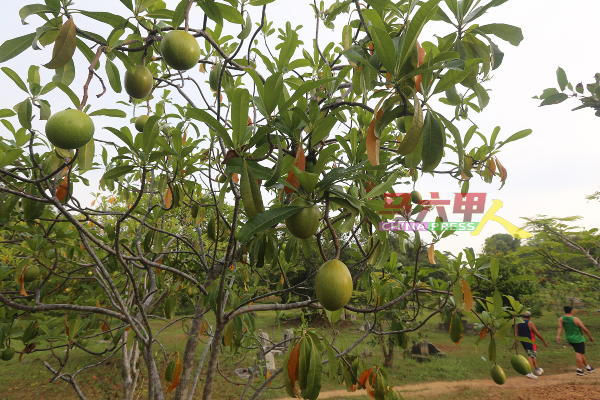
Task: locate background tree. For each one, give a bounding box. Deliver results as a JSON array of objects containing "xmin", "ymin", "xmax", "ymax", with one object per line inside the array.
[{"xmin": 0, "ymin": 0, "xmax": 534, "ymax": 399}]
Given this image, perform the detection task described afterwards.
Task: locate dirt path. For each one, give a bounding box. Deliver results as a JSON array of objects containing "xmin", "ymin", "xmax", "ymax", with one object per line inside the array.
[{"xmin": 275, "ymin": 372, "xmax": 600, "ymax": 399}]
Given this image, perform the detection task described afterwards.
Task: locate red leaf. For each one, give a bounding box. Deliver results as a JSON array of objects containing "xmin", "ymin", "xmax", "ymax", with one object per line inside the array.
[
  {"xmin": 359, "ymin": 367, "xmax": 374, "ymax": 387},
  {"xmin": 495, "ymin": 157, "xmax": 507, "ymax": 182},
  {"xmin": 285, "ymin": 144, "xmax": 305, "ymax": 194},
  {"xmin": 166, "ymin": 353, "xmax": 183, "ymax": 392},
  {"xmin": 288, "ymin": 340, "xmax": 301, "ymax": 394},
  {"xmin": 366, "ymin": 110, "xmax": 383, "ymax": 166},
  {"xmin": 415, "ymin": 42, "xmax": 426, "ymax": 94},
  {"xmin": 56, "ymin": 175, "xmax": 69, "ymax": 202}
]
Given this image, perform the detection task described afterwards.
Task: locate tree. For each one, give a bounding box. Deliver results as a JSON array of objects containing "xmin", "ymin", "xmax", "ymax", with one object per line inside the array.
[
  {"xmin": 535, "ymin": 68, "xmax": 600, "ymax": 117},
  {"xmin": 0, "ymin": 0, "xmax": 533, "ymax": 399}
]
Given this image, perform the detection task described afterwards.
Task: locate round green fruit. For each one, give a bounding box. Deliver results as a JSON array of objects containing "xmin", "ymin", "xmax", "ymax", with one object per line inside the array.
[
  {"xmin": 490, "ymin": 365, "xmax": 506, "ymax": 385},
  {"xmin": 218, "ymin": 175, "xmax": 227, "ymax": 183},
  {"xmin": 23, "ymin": 265, "xmax": 40, "ymax": 282},
  {"xmin": 1, "ymin": 347, "xmax": 15, "ymax": 361},
  {"xmin": 511, "ymin": 354, "xmax": 531, "ymax": 376},
  {"xmin": 305, "ymin": 160, "xmax": 315, "ymax": 173},
  {"xmin": 161, "ymin": 30, "xmax": 201, "ymax": 71},
  {"xmin": 103, "ymin": 333, "xmax": 111, "ymax": 340},
  {"xmin": 124, "ymin": 65, "xmax": 154, "ymax": 99},
  {"xmin": 135, "ymin": 115, "xmax": 150, "ymax": 132},
  {"xmin": 284, "ymin": 198, "xmax": 321, "ymax": 239},
  {"xmin": 77, "ymin": 338, "xmax": 89, "ymax": 347},
  {"xmin": 315, "ymin": 259, "xmax": 353, "ymax": 311},
  {"xmin": 397, "ymin": 117, "xmax": 406, "ymax": 133},
  {"xmin": 45, "ymin": 109, "xmax": 94, "ymax": 150},
  {"xmin": 410, "ymin": 190, "xmax": 422, "ymax": 204},
  {"xmin": 186, "ymin": 287, "xmax": 196, "ymax": 297}
]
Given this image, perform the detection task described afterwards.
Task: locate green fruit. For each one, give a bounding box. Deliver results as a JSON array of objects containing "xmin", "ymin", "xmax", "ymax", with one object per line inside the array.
[
  {"xmin": 191, "ymin": 203, "xmax": 199, "ymax": 219},
  {"xmin": 161, "ymin": 30, "xmax": 200, "ymax": 71},
  {"xmin": 397, "ymin": 116, "xmax": 406, "ymax": 133},
  {"xmin": 305, "ymin": 160, "xmax": 315, "ymax": 173},
  {"xmin": 284, "ymin": 198, "xmax": 321, "ymax": 239},
  {"xmin": 511, "ymin": 354, "xmax": 531, "ymax": 376},
  {"xmin": 490, "ymin": 365, "xmax": 506, "ymax": 385},
  {"xmin": 410, "ymin": 190, "xmax": 421, "ymax": 204},
  {"xmin": 23, "ymin": 265, "xmax": 40, "ymax": 282},
  {"xmin": 1, "ymin": 347, "xmax": 15, "ymax": 361},
  {"xmin": 315, "ymin": 259, "xmax": 353, "ymax": 311},
  {"xmin": 218, "ymin": 175, "xmax": 227, "ymax": 183},
  {"xmin": 45, "ymin": 109, "xmax": 94, "ymax": 150},
  {"xmin": 135, "ymin": 115, "xmax": 150, "ymax": 132},
  {"xmin": 124, "ymin": 65, "xmax": 154, "ymax": 99},
  {"xmin": 103, "ymin": 333, "xmax": 111, "ymax": 340},
  {"xmin": 186, "ymin": 287, "xmax": 195, "ymax": 297},
  {"xmin": 78, "ymin": 338, "xmax": 89, "ymax": 347}
]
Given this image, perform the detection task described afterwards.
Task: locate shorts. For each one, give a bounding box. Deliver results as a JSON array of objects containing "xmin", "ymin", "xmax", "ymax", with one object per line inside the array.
[
  {"xmin": 569, "ymin": 342, "xmax": 585, "ymax": 354},
  {"xmin": 525, "ymin": 349, "xmax": 537, "ymax": 359}
]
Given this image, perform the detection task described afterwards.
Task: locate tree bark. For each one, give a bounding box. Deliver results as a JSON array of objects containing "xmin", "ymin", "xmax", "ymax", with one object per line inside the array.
[
  {"xmin": 201, "ymin": 322, "xmax": 226, "ymax": 400},
  {"xmin": 143, "ymin": 343, "xmax": 165, "ymax": 400},
  {"xmin": 122, "ymin": 331, "xmax": 141, "ymax": 400},
  {"xmin": 382, "ymin": 335, "xmax": 394, "ymax": 368},
  {"xmin": 174, "ymin": 299, "xmax": 206, "ymax": 400}
]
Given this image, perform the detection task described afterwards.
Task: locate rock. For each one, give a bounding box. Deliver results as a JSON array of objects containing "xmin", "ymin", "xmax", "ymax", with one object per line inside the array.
[
  {"xmin": 235, "ymin": 368, "xmax": 253, "ymax": 379},
  {"xmin": 350, "ymin": 314, "xmax": 357, "ymax": 321},
  {"xmin": 363, "ymin": 347, "xmax": 371, "ymax": 357},
  {"xmin": 359, "ymin": 324, "xmax": 367, "ymax": 331},
  {"xmin": 282, "ymin": 329, "xmax": 294, "ymax": 348},
  {"xmin": 265, "ymin": 351, "xmax": 276, "ymax": 372},
  {"xmin": 257, "ymin": 330, "xmax": 270, "ymax": 348},
  {"xmin": 338, "ymin": 313, "xmax": 345, "ymax": 320},
  {"xmin": 411, "ymin": 340, "xmax": 446, "ymax": 358}
]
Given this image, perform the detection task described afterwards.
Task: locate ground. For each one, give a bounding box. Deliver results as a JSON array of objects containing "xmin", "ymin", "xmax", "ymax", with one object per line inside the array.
[{"xmin": 1, "ymin": 308, "xmax": 599, "ymax": 399}]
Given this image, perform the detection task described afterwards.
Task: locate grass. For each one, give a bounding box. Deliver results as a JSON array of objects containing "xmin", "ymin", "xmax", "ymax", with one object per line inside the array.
[{"xmin": 1, "ymin": 308, "xmax": 599, "ymax": 399}]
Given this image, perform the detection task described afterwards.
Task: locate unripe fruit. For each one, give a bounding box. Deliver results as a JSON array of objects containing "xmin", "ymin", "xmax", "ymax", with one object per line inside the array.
[
  {"xmin": 1, "ymin": 347, "xmax": 15, "ymax": 361},
  {"xmin": 23, "ymin": 265, "xmax": 40, "ymax": 282},
  {"xmin": 490, "ymin": 365, "xmax": 506, "ymax": 385},
  {"xmin": 305, "ymin": 160, "xmax": 315, "ymax": 173},
  {"xmin": 315, "ymin": 259, "xmax": 353, "ymax": 311},
  {"xmin": 284, "ymin": 198, "xmax": 320, "ymax": 239},
  {"xmin": 124, "ymin": 65, "xmax": 154, "ymax": 99},
  {"xmin": 410, "ymin": 190, "xmax": 421, "ymax": 204},
  {"xmin": 218, "ymin": 175, "xmax": 227, "ymax": 183},
  {"xmin": 397, "ymin": 116, "xmax": 406, "ymax": 133},
  {"xmin": 103, "ymin": 333, "xmax": 111, "ymax": 340},
  {"xmin": 77, "ymin": 338, "xmax": 89, "ymax": 347},
  {"xmin": 135, "ymin": 115, "xmax": 150, "ymax": 132},
  {"xmin": 161, "ymin": 30, "xmax": 201, "ymax": 71},
  {"xmin": 45, "ymin": 109, "xmax": 94, "ymax": 150},
  {"xmin": 511, "ymin": 354, "xmax": 531, "ymax": 375}
]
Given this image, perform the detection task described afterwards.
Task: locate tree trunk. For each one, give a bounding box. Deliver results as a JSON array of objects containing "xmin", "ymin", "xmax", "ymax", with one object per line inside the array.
[
  {"xmin": 143, "ymin": 342, "xmax": 165, "ymax": 400},
  {"xmin": 174, "ymin": 299, "xmax": 206, "ymax": 400},
  {"xmin": 382, "ymin": 336, "xmax": 394, "ymax": 368},
  {"xmin": 122, "ymin": 331, "xmax": 141, "ymax": 400},
  {"xmin": 201, "ymin": 322, "xmax": 226, "ymax": 400}
]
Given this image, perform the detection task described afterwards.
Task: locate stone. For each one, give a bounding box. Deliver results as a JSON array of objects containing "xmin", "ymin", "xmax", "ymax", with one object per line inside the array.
[
  {"xmin": 265, "ymin": 351, "xmax": 276, "ymax": 371},
  {"xmin": 235, "ymin": 368, "xmax": 252, "ymax": 379},
  {"xmin": 282, "ymin": 329, "xmax": 294, "ymax": 348},
  {"xmin": 362, "ymin": 347, "xmax": 371, "ymax": 358},
  {"xmin": 338, "ymin": 313, "xmax": 345, "ymax": 320},
  {"xmin": 350, "ymin": 314, "xmax": 357, "ymax": 321},
  {"xmin": 359, "ymin": 324, "xmax": 367, "ymax": 331},
  {"xmin": 411, "ymin": 340, "xmax": 446, "ymax": 358},
  {"xmin": 257, "ymin": 330, "xmax": 270, "ymax": 348}
]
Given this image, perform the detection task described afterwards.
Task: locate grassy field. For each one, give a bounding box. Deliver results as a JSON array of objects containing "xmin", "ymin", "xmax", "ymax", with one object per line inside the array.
[{"xmin": 1, "ymin": 307, "xmax": 599, "ymax": 399}]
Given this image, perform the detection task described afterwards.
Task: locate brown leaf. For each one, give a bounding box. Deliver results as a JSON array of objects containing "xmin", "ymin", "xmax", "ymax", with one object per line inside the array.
[
  {"xmin": 366, "ymin": 110, "xmax": 383, "ymax": 166},
  {"xmin": 182, "ymin": 131, "xmax": 187, "ymax": 144},
  {"xmin": 19, "ymin": 263, "xmax": 28, "ymax": 296},
  {"xmin": 285, "ymin": 144, "xmax": 305, "ymax": 194},
  {"xmin": 428, "ymin": 244, "xmax": 436, "ymax": 264},
  {"xmin": 496, "ymin": 157, "xmax": 507, "ymax": 182},
  {"xmin": 479, "ymin": 327, "xmax": 488, "ymax": 340},
  {"xmin": 56, "ymin": 175, "xmax": 69, "ymax": 202},
  {"xmin": 232, "ymin": 173, "xmax": 239, "ymax": 184},
  {"xmin": 288, "ymin": 340, "xmax": 301, "ymax": 394},
  {"xmin": 489, "ymin": 158, "xmax": 496, "ymax": 174},
  {"xmin": 359, "ymin": 367, "xmax": 374, "ymax": 387},
  {"xmin": 266, "ymin": 370, "xmax": 272, "ymax": 386},
  {"xmin": 222, "ymin": 149, "xmax": 240, "ymax": 164},
  {"xmin": 462, "ymin": 278, "xmax": 473, "ymax": 311},
  {"xmin": 199, "ymin": 63, "xmax": 206, "ymax": 73},
  {"xmin": 44, "ymin": 17, "xmax": 77, "ymax": 69},
  {"xmin": 165, "ymin": 188, "xmax": 172, "ymax": 208},
  {"xmin": 101, "ymin": 321, "xmax": 109, "ymax": 332},
  {"xmin": 108, "ymin": 196, "xmax": 115, "ymax": 204},
  {"xmin": 247, "ymin": 116, "xmax": 252, "ymax": 126},
  {"xmin": 166, "ymin": 352, "xmax": 183, "ymax": 392}
]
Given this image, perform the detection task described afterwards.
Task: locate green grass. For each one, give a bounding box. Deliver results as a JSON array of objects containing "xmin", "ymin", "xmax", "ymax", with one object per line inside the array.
[{"xmin": 1, "ymin": 309, "xmax": 598, "ymax": 399}]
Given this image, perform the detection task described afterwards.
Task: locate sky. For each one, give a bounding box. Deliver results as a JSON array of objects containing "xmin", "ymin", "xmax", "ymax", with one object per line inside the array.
[{"xmin": 1, "ymin": 0, "xmax": 599, "ymax": 256}]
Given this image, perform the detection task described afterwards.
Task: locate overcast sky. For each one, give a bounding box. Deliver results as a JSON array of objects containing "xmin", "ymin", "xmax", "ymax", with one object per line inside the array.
[{"xmin": 1, "ymin": 0, "xmax": 598, "ymax": 256}]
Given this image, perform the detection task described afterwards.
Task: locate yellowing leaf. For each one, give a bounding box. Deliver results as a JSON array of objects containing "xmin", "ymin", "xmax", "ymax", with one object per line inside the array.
[
  {"xmin": 462, "ymin": 278, "xmax": 473, "ymax": 311},
  {"xmin": 285, "ymin": 144, "xmax": 305, "ymax": 194},
  {"xmin": 166, "ymin": 353, "xmax": 183, "ymax": 392},
  {"xmin": 366, "ymin": 110, "xmax": 383, "ymax": 166},
  {"xmin": 56, "ymin": 175, "xmax": 69, "ymax": 201},
  {"xmin": 428, "ymin": 244, "xmax": 436, "ymax": 264},
  {"xmin": 224, "ymin": 322, "xmax": 233, "ymax": 346},
  {"xmin": 165, "ymin": 188, "xmax": 172, "ymax": 208}
]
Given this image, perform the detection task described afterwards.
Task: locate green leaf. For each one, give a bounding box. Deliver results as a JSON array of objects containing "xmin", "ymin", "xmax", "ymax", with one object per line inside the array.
[
  {"xmin": 366, "ymin": 171, "xmax": 398, "ymax": 199},
  {"xmin": 490, "ymin": 257, "xmax": 499, "ymax": 281},
  {"xmin": 438, "ymin": 115, "xmax": 463, "ymax": 172},
  {"xmin": 504, "ymin": 275, "xmax": 537, "ymax": 283},
  {"xmin": 44, "ymin": 17, "xmax": 77, "ymax": 69},
  {"xmin": 370, "ymin": 26, "xmax": 396, "ymax": 75},
  {"xmin": 249, "ymin": 0, "xmax": 276, "ymax": 6},
  {"xmin": 215, "ymin": 2, "xmax": 244, "ymax": 24},
  {"xmin": 556, "ymin": 67, "xmax": 568, "ymax": 91},
  {"xmin": 0, "ymin": 109, "xmax": 16, "ymax": 118},
  {"xmin": 113, "ymin": 51, "xmax": 136, "ymax": 74},
  {"xmin": 1, "ymin": 67, "xmax": 28, "ymax": 93},
  {"xmin": 476, "ymin": 24, "xmax": 523, "ymax": 46},
  {"xmin": 540, "ymin": 92, "xmax": 568, "ymax": 106},
  {"xmin": 398, "ymin": 92, "xmax": 424, "ymax": 155},
  {"xmin": 52, "ymin": 59, "xmax": 76, "ymax": 86},
  {"xmin": 238, "ymin": 12, "xmax": 252, "ymax": 39},
  {"xmin": 231, "ymin": 88, "xmax": 250, "ymax": 146},
  {"xmin": 77, "ymin": 139, "xmax": 95, "ymax": 171},
  {"xmin": 76, "ymin": 38, "xmax": 101, "ymax": 70},
  {"xmin": 262, "ymin": 73, "xmax": 283, "ymax": 116},
  {"xmin": 421, "ymin": 111, "xmax": 444, "ymax": 172},
  {"xmin": 264, "ymin": 137, "xmax": 283, "ymax": 187},
  {"xmin": 143, "ymin": 115, "xmax": 161, "ymax": 158},
  {"xmin": 463, "ymin": 0, "xmax": 509, "ymax": 24},
  {"xmin": 103, "ymin": 165, "xmax": 135, "ymax": 180},
  {"xmin": 105, "ymin": 58, "xmax": 121, "ymax": 93},
  {"xmin": 172, "ymin": 0, "xmax": 188, "ymax": 28},
  {"xmin": 54, "ymin": 82, "xmax": 80, "ymax": 108},
  {"xmin": 89, "ymin": 109, "xmax": 127, "ymax": 117},
  {"xmin": 471, "ymin": 83, "xmax": 490, "ymax": 109},
  {"xmin": 0, "ymin": 33, "xmax": 36, "ymax": 63},
  {"xmin": 238, "ymin": 206, "xmax": 303, "ymax": 243},
  {"xmin": 433, "ymin": 58, "xmax": 482, "ymax": 94},
  {"xmin": 488, "ymin": 337, "xmax": 496, "ymax": 362},
  {"xmin": 79, "ymin": 11, "xmax": 133, "ymax": 29},
  {"xmin": 497, "ymin": 129, "xmax": 532, "ymax": 148},
  {"xmin": 19, "ymin": 4, "xmax": 57, "ymax": 24},
  {"xmin": 144, "ymin": 9, "xmax": 173, "ymax": 19},
  {"xmin": 197, "ymin": 0, "xmax": 223, "ymax": 26},
  {"xmin": 292, "ymin": 167, "xmax": 319, "ymax": 194},
  {"xmin": 397, "ymin": 0, "xmax": 441, "ymax": 70},
  {"xmin": 280, "ymin": 78, "xmax": 337, "ymax": 112},
  {"xmin": 187, "ymin": 108, "xmax": 234, "ymax": 149},
  {"xmin": 18, "ymin": 99, "xmax": 32, "ymax": 129}
]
